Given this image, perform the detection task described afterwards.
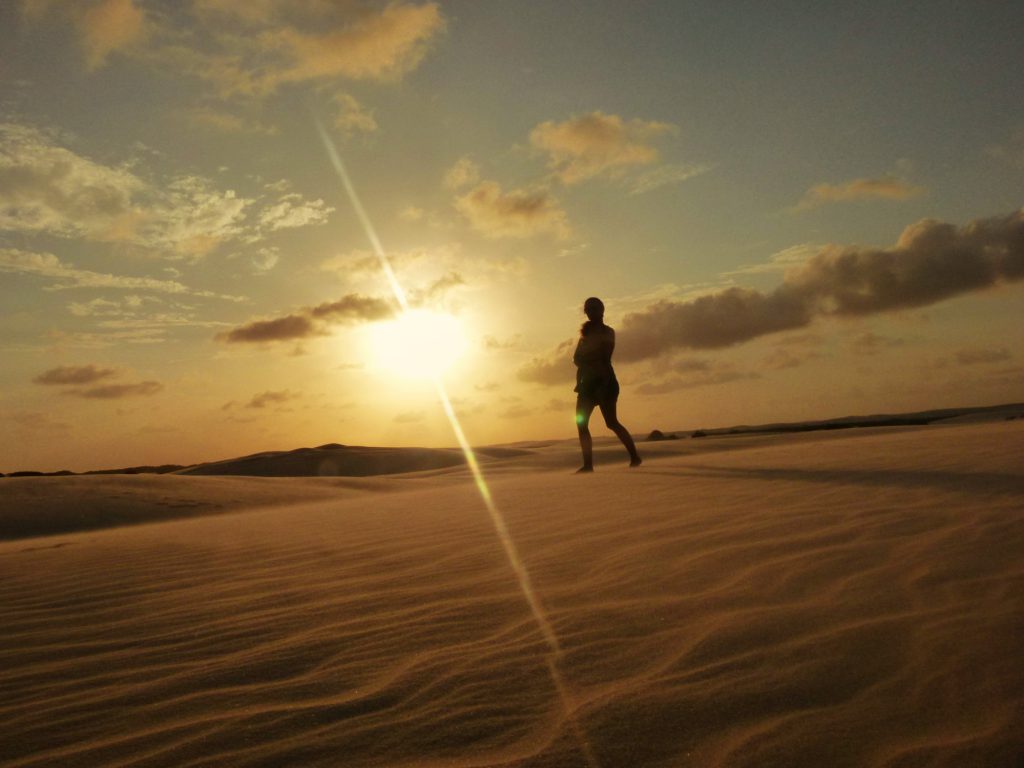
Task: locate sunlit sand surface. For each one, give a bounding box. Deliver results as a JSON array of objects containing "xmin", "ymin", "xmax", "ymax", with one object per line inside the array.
[{"xmin": 2, "ymin": 421, "xmax": 1022, "ymax": 766}]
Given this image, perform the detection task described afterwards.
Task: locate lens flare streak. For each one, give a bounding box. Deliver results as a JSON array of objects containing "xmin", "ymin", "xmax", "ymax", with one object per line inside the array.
[{"xmin": 315, "ymin": 118, "xmax": 599, "ymax": 767}]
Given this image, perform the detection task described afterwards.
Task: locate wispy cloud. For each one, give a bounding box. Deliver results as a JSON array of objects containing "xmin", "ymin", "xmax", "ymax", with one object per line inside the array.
[
  {"xmin": 246, "ymin": 389, "xmax": 300, "ymax": 409},
  {"xmin": 2, "ymin": 410, "xmax": 71, "ymax": 434},
  {"xmin": 73, "ymin": 380, "xmax": 162, "ymax": 399},
  {"xmin": 722, "ymin": 243, "xmax": 821, "ymax": 278},
  {"xmin": 331, "ymin": 93, "xmax": 378, "ymax": 136},
  {"xmin": 443, "ymin": 156, "xmax": 480, "ymax": 190},
  {"xmin": 955, "ymin": 347, "xmax": 1011, "ymax": 365},
  {"xmin": 530, "ymin": 111, "xmax": 675, "ymax": 184},
  {"xmin": 517, "ymin": 338, "xmax": 576, "ymax": 385},
  {"xmin": 46, "ymin": 328, "xmax": 167, "ymax": 349},
  {"xmin": 24, "ymin": 0, "xmax": 149, "ymax": 70},
  {"xmin": 849, "ymin": 332, "xmax": 907, "ymax": 356},
  {"xmin": 33, "ymin": 364, "xmax": 117, "ymax": 385},
  {"xmin": 483, "ymin": 334, "xmax": 521, "ymax": 350},
  {"xmin": 0, "ymin": 248, "xmax": 244, "ymax": 300},
  {"xmin": 499, "ymin": 404, "xmax": 534, "ymax": 419},
  {"xmin": 254, "ymin": 193, "xmax": 332, "ymax": 234},
  {"xmin": 628, "ymin": 162, "xmax": 711, "ymax": 195},
  {"xmin": 321, "ymin": 244, "xmax": 462, "ymax": 278},
  {"xmin": 394, "ymin": 410, "xmax": 425, "ymax": 423},
  {"xmin": 792, "ymin": 175, "xmax": 926, "ymax": 211},
  {"xmin": 407, "ymin": 272, "xmax": 465, "ymax": 304},
  {"xmin": 28, "ymin": 359, "xmax": 163, "ymax": 397},
  {"xmin": 985, "ymin": 128, "xmax": 1024, "ymax": 169},
  {"xmin": 636, "ymin": 361, "xmax": 759, "ymax": 395},
  {"xmin": 185, "ymin": 106, "xmax": 280, "ymax": 135},
  {"xmin": 759, "ymin": 347, "xmax": 824, "ymax": 370}
]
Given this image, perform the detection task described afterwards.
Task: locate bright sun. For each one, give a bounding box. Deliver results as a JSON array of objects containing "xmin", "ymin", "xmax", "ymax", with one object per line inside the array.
[{"xmin": 369, "ymin": 309, "xmax": 468, "ymax": 379}]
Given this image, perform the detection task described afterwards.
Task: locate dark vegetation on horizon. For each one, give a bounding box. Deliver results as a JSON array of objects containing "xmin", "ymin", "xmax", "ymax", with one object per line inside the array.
[
  {"xmin": 4, "ymin": 402, "xmax": 1021, "ymax": 477},
  {"xmin": 661, "ymin": 402, "xmax": 1024, "ymax": 441}
]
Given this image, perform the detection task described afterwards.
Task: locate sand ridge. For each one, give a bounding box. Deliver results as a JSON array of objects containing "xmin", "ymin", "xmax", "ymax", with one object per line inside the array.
[{"xmin": 1, "ymin": 421, "xmax": 1022, "ymax": 766}]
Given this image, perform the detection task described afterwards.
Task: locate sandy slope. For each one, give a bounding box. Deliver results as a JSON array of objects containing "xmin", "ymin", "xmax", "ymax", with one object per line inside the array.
[{"xmin": 1, "ymin": 422, "xmax": 1022, "ymax": 767}]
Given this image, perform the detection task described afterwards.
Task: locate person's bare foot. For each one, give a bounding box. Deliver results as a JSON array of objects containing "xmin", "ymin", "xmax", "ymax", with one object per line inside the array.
[
  {"xmin": 575, "ymin": 465, "xmax": 594, "ymax": 474},
  {"xmin": 629, "ymin": 456, "xmax": 642, "ymax": 467}
]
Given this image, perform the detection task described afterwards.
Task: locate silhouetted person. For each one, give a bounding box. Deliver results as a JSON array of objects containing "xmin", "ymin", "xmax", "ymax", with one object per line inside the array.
[{"xmin": 573, "ymin": 297, "xmax": 641, "ymax": 473}]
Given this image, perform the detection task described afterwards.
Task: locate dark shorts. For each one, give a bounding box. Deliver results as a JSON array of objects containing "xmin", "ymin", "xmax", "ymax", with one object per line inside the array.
[{"xmin": 575, "ymin": 375, "xmax": 619, "ymax": 408}]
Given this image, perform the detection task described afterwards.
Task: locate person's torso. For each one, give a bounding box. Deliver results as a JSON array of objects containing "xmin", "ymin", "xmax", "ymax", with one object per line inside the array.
[{"xmin": 575, "ymin": 326, "xmax": 615, "ymax": 379}]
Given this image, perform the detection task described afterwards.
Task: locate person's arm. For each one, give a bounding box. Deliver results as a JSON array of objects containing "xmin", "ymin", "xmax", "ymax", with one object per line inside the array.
[{"xmin": 573, "ymin": 336, "xmax": 588, "ymax": 367}]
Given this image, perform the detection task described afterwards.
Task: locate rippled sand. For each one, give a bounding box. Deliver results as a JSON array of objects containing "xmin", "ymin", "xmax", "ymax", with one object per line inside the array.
[{"xmin": 1, "ymin": 421, "xmax": 1022, "ymax": 767}]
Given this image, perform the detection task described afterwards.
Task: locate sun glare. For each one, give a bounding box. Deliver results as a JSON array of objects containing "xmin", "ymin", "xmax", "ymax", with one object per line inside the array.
[{"xmin": 369, "ymin": 309, "xmax": 468, "ymax": 379}]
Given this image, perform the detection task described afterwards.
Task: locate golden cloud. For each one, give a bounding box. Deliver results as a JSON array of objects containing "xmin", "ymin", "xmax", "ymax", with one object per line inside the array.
[
  {"xmin": 80, "ymin": 0, "xmax": 146, "ymax": 70},
  {"xmin": 794, "ymin": 175, "xmax": 926, "ymax": 211},
  {"xmin": 454, "ymin": 181, "xmax": 570, "ymax": 240},
  {"xmin": 530, "ymin": 111, "xmax": 676, "ymax": 184}
]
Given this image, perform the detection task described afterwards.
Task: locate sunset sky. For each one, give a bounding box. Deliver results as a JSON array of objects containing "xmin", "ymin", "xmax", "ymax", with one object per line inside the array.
[{"xmin": 1, "ymin": 0, "xmax": 1022, "ymax": 472}]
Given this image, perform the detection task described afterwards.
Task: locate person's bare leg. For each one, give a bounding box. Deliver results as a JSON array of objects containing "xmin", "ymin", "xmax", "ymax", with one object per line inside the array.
[
  {"xmin": 576, "ymin": 399, "xmax": 594, "ymax": 472},
  {"xmin": 600, "ymin": 400, "xmax": 641, "ymax": 466}
]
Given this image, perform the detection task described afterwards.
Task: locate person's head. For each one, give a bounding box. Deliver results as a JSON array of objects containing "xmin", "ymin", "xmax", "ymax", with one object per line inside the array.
[{"xmin": 580, "ymin": 297, "xmax": 605, "ymax": 336}]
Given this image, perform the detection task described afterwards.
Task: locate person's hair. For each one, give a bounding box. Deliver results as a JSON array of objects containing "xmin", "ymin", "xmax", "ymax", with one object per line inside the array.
[{"xmin": 580, "ymin": 296, "xmax": 605, "ymax": 336}]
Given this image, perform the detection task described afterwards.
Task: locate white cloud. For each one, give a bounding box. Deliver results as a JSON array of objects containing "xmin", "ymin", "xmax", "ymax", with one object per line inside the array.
[
  {"xmin": 251, "ymin": 247, "xmax": 279, "ymax": 274},
  {"xmin": 254, "ymin": 193, "xmax": 332, "ymax": 234},
  {"xmin": 629, "ymin": 162, "xmax": 711, "ymax": 195},
  {"xmin": 0, "ymin": 123, "xmax": 331, "ymax": 257},
  {"xmin": 147, "ymin": 175, "xmax": 253, "ymax": 257},
  {"xmin": 0, "ymin": 122, "xmax": 144, "ymax": 240}
]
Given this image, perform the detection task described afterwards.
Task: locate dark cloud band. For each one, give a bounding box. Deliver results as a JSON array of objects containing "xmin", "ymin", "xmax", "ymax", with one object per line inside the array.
[
  {"xmin": 33, "ymin": 364, "xmax": 117, "ymax": 385},
  {"xmin": 520, "ymin": 209, "xmax": 1024, "ymax": 382},
  {"xmin": 217, "ymin": 293, "xmax": 395, "ymax": 344},
  {"xmin": 616, "ymin": 209, "xmax": 1023, "ymax": 361}
]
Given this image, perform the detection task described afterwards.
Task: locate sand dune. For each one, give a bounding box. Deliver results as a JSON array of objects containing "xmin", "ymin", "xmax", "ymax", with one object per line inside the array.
[
  {"xmin": 176, "ymin": 444, "xmax": 531, "ymax": 478},
  {"xmin": 1, "ymin": 421, "xmax": 1022, "ymax": 766}
]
